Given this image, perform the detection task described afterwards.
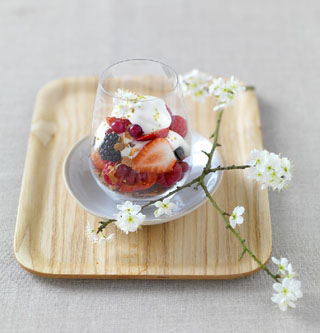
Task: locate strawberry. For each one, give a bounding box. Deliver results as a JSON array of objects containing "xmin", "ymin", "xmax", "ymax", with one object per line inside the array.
[
  {"xmin": 169, "ymin": 115, "xmax": 187, "ymax": 138},
  {"xmin": 133, "ymin": 138, "xmax": 176, "ymax": 173},
  {"xmin": 106, "ymin": 117, "xmax": 117, "ymax": 126},
  {"xmin": 119, "ymin": 173, "xmax": 157, "ymax": 193},
  {"xmin": 136, "ymin": 128, "xmax": 169, "ymax": 141},
  {"xmin": 106, "ymin": 117, "xmax": 131, "ymax": 128},
  {"xmin": 91, "ymin": 152, "xmax": 106, "ymax": 171}
]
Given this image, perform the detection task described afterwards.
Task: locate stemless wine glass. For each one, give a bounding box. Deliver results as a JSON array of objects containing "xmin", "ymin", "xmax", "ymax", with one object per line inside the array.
[{"xmin": 89, "ymin": 59, "xmax": 192, "ymax": 202}]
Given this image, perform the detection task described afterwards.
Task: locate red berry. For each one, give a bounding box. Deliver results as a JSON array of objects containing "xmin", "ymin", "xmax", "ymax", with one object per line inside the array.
[
  {"xmin": 170, "ymin": 115, "xmax": 187, "ymax": 137},
  {"xmin": 106, "ymin": 117, "xmax": 131, "ymax": 127},
  {"xmin": 180, "ymin": 161, "xmax": 189, "ymax": 173},
  {"xmin": 137, "ymin": 172, "xmax": 148, "ymax": 182},
  {"xmin": 103, "ymin": 173, "xmax": 113, "ymax": 185},
  {"xmin": 111, "ymin": 119, "xmax": 126, "ymax": 134},
  {"xmin": 103, "ymin": 160, "xmax": 115, "ymax": 171},
  {"xmin": 115, "ymin": 164, "xmax": 131, "ymax": 178},
  {"xmin": 126, "ymin": 169, "xmax": 137, "ymax": 185},
  {"xmin": 157, "ymin": 163, "xmax": 182, "ymax": 187},
  {"xmin": 118, "ymin": 173, "xmax": 157, "ymax": 193},
  {"xmin": 102, "ymin": 161, "xmax": 116, "ymax": 185},
  {"xmin": 166, "ymin": 163, "xmax": 182, "ymax": 185},
  {"xmin": 157, "ymin": 173, "xmax": 168, "ymax": 187},
  {"xmin": 129, "ymin": 124, "xmax": 143, "ymax": 138},
  {"xmin": 136, "ymin": 128, "xmax": 169, "ymax": 141}
]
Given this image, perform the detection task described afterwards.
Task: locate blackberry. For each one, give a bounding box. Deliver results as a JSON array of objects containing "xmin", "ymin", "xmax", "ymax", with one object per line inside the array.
[{"xmin": 98, "ymin": 132, "xmax": 121, "ymax": 162}]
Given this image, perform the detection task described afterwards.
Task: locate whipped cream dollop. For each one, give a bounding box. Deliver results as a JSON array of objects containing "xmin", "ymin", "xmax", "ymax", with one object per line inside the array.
[
  {"xmin": 111, "ymin": 89, "xmax": 171, "ymax": 134},
  {"xmin": 127, "ymin": 97, "xmax": 171, "ymax": 134},
  {"xmin": 93, "ymin": 120, "xmax": 109, "ymax": 150},
  {"xmin": 166, "ymin": 130, "xmax": 190, "ymax": 156}
]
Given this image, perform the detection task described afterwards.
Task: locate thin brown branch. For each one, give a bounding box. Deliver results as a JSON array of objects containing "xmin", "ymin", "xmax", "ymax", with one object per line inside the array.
[{"xmin": 199, "ymin": 180, "xmax": 279, "ymax": 282}]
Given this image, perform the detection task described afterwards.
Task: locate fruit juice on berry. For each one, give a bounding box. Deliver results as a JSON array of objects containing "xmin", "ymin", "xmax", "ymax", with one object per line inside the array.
[{"xmin": 90, "ymin": 89, "xmax": 191, "ymax": 199}]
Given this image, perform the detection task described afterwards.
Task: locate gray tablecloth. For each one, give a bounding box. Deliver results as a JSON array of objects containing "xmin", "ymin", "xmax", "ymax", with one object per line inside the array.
[{"xmin": 1, "ymin": 0, "xmax": 319, "ymax": 332}]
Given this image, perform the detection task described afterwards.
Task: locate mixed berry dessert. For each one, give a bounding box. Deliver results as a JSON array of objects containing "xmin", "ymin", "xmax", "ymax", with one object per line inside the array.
[{"xmin": 90, "ymin": 89, "xmax": 191, "ymax": 198}]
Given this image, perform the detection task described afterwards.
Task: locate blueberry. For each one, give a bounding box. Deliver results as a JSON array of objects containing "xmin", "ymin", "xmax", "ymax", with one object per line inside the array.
[{"xmin": 174, "ymin": 147, "xmax": 185, "ymax": 161}]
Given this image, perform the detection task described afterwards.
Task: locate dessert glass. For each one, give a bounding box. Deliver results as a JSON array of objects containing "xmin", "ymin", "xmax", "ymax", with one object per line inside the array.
[{"xmin": 89, "ymin": 59, "xmax": 192, "ymax": 202}]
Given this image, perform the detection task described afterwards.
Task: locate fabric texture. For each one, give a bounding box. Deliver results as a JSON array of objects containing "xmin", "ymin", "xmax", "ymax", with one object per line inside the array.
[{"xmin": 1, "ymin": 0, "xmax": 319, "ymax": 332}]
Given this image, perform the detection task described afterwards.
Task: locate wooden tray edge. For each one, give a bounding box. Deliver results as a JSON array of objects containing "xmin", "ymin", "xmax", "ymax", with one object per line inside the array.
[{"xmin": 15, "ymin": 253, "xmax": 271, "ymax": 280}]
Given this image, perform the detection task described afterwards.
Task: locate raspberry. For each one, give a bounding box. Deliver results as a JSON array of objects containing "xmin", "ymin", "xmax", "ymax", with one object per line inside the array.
[
  {"xmin": 170, "ymin": 115, "xmax": 187, "ymax": 137},
  {"xmin": 126, "ymin": 170, "xmax": 137, "ymax": 185},
  {"xmin": 115, "ymin": 164, "xmax": 131, "ymax": 178},
  {"xmin": 180, "ymin": 161, "xmax": 189, "ymax": 173},
  {"xmin": 165, "ymin": 163, "xmax": 182, "ymax": 186},
  {"xmin": 157, "ymin": 173, "xmax": 168, "ymax": 187},
  {"xmin": 137, "ymin": 172, "xmax": 148, "ymax": 182},
  {"xmin": 157, "ymin": 163, "xmax": 182, "ymax": 187}
]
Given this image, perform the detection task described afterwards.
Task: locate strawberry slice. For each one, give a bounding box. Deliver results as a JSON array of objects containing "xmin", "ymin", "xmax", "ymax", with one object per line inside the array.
[
  {"xmin": 119, "ymin": 173, "xmax": 157, "ymax": 193},
  {"xmin": 91, "ymin": 152, "xmax": 106, "ymax": 171},
  {"xmin": 136, "ymin": 128, "xmax": 169, "ymax": 141},
  {"xmin": 169, "ymin": 115, "xmax": 187, "ymax": 138},
  {"xmin": 133, "ymin": 138, "xmax": 176, "ymax": 173}
]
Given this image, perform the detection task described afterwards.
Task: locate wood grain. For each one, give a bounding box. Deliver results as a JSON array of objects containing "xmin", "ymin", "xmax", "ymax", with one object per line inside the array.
[{"xmin": 14, "ymin": 76, "xmax": 272, "ymax": 279}]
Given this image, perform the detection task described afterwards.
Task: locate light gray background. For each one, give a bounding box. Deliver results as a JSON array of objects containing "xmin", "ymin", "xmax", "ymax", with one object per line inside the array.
[{"xmin": 1, "ymin": 0, "xmax": 319, "ymax": 332}]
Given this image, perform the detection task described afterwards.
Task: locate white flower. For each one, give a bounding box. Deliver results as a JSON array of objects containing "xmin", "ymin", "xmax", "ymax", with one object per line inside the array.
[
  {"xmin": 210, "ymin": 76, "xmax": 245, "ymax": 111},
  {"xmin": 179, "ymin": 71, "xmax": 245, "ymax": 107},
  {"xmin": 179, "ymin": 69, "xmax": 213, "ymax": 103},
  {"xmin": 272, "ymin": 257, "xmax": 289, "ymax": 275},
  {"xmin": 99, "ymin": 233, "xmax": 115, "ymax": 244},
  {"xmin": 247, "ymin": 149, "xmax": 292, "ymax": 191},
  {"xmin": 113, "ymin": 88, "xmax": 138, "ymax": 102},
  {"xmin": 154, "ymin": 197, "xmax": 176, "ymax": 217},
  {"xmin": 272, "ymin": 257, "xmax": 298, "ymax": 279},
  {"xmin": 271, "ymin": 278, "xmax": 303, "ymax": 311},
  {"xmin": 114, "ymin": 212, "xmax": 145, "ymax": 234},
  {"xmin": 229, "ymin": 206, "xmax": 245, "ymax": 228},
  {"xmin": 113, "ymin": 201, "xmax": 146, "ymax": 234},
  {"xmin": 117, "ymin": 201, "xmax": 142, "ymax": 215},
  {"xmin": 111, "ymin": 88, "xmax": 145, "ymax": 118},
  {"xmin": 86, "ymin": 221, "xmax": 115, "ymax": 244},
  {"xmin": 286, "ymin": 264, "xmax": 298, "ymax": 279},
  {"xmin": 86, "ymin": 221, "xmax": 98, "ymax": 243}
]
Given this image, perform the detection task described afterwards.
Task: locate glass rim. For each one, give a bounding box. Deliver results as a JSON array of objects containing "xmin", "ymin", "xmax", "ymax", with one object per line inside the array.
[{"xmin": 98, "ymin": 58, "xmax": 179, "ymax": 102}]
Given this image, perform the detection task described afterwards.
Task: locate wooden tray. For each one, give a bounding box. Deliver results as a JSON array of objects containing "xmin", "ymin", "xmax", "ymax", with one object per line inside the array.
[{"xmin": 14, "ymin": 76, "xmax": 272, "ymax": 279}]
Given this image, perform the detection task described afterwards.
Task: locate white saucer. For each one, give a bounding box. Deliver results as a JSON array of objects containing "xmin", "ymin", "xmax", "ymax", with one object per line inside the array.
[{"xmin": 63, "ymin": 132, "xmax": 223, "ymax": 225}]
